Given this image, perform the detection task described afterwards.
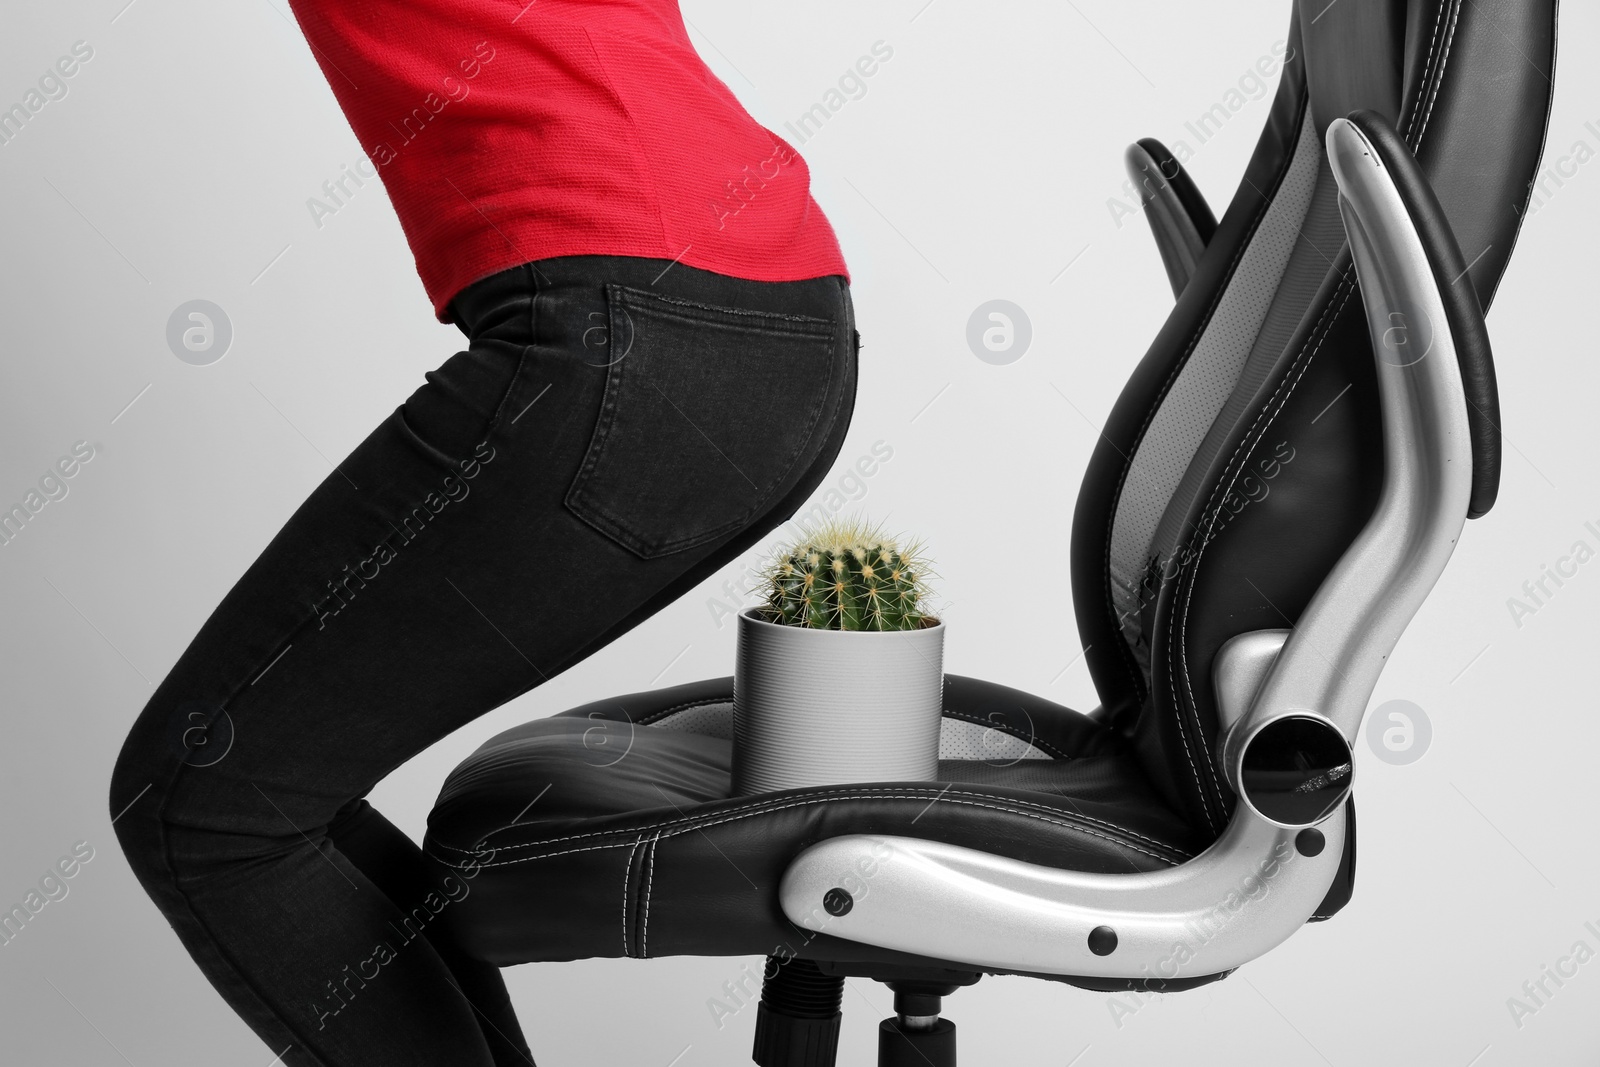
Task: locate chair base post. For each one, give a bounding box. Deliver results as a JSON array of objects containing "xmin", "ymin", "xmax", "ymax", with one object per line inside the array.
[
  {"xmin": 751, "ymin": 956, "xmax": 843, "ymax": 1067},
  {"xmin": 877, "ymin": 983, "xmax": 958, "ymax": 1067},
  {"xmin": 878, "ymin": 1016, "xmax": 956, "ymax": 1067}
]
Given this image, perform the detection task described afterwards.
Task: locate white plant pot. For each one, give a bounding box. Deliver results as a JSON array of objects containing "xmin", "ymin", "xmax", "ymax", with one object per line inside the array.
[{"xmin": 731, "ymin": 608, "xmax": 945, "ymax": 796}]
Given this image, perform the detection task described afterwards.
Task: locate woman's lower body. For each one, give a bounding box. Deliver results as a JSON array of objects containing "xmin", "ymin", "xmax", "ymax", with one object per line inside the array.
[{"xmin": 109, "ymin": 255, "xmax": 858, "ymax": 1067}]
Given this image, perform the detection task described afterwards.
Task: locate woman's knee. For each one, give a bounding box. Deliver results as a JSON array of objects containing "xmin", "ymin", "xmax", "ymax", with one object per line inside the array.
[
  {"xmin": 108, "ymin": 711, "xmax": 175, "ymax": 886},
  {"xmin": 108, "ymin": 704, "xmax": 257, "ymax": 885}
]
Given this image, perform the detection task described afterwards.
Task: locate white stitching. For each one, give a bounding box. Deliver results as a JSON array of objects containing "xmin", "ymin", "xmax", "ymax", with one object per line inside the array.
[
  {"xmin": 463, "ymin": 792, "xmax": 1190, "ymax": 864},
  {"xmin": 1099, "ymin": 87, "xmax": 1314, "ymax": 711},
  {"xmin": 1172, "ymin": 277, "xmax": 1358, "ymax": 832},
  {"xmin": 1177, "ymin": 280, "xmax": 1356, "ymax": 820},
  {"xmin": 439, "ymin": 717, "xmax": 1150, "ymax": 852},
  {"xmin": 1179, "ymin": 279, "xmax": 1357, "ymax": 826},
  {"xmin": 1169, "ymin": 0, "xmax": 1463, "ymax": 828},
  {"xmin": 1413, "ymin": 0, "xmax": 1461, "ymax": 152},
  {"xmin": 437, "ymin": 747, "xmax": 1184, "ymax": 858},
  {"xmin": 443, "ymin": 791, "xmax": 1192, "ymax": 869},
  {"xmin": 468, "ymin": 809, "xmax": 1172, "ymax": 869},
  {"xmin": 1166, "ymin": 108, "xmax": 1322, "ymax": 829},
  {"xmin": 1099, "ymin": 227, "xmax": 1248, "ymax": 701},
  {"xmin": 934, "ymin": 727, "xmax": 1185, "ymax": 853},
  {"xmin": 615, "ymin": 284, "xmax": 838, "ymax": 330},
  {"xmin": 641, "ymin": 833, "xmax": 660, "ymax": 958},
  {"xmin": 437, "ymin": 783, "xmax": 1184, "ymax": 856},
  {"xmin": 1165, "ymin": 631, "xmax": 1221, "ymax": 832},
  {"xmin": 446, "ymin": 779, "xmax": 1183, "ymax": 859},
  {"xmin": 621, "ymin": 835, "xmax": 643, "ymax": 957},
  {"xmin": 1404, "ymin": 0, "xmax": 1452, "ymax": 140}
]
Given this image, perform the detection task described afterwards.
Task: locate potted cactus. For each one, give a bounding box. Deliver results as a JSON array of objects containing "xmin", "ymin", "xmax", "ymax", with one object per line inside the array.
[{"xmin": 731, "ymin": 520, "xmax": 944, "ymax": 796}]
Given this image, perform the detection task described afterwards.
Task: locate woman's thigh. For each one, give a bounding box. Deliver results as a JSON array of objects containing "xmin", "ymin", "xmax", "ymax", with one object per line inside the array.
[
  {"xmin": 108, "ymin": 257, "xmax": 856, "ymax": 1063},
  {"xmin": 111, "ymin": 253, "xmax": 857, "ymax": 887}
]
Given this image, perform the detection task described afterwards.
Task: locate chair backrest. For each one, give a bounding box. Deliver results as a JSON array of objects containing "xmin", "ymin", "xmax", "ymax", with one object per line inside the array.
[{"xmin": 1070, "ymin": 0, "xmax": 1558, "ymax": 836}]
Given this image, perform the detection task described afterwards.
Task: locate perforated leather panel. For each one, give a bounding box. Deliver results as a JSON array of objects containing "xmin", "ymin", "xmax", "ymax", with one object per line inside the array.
[
  {"xmin": 937, "ymin": 718, "xmax": 1053, "ymax": 762},
  {"xmin": 649, "ymin": 701, "xmax": 735, "ymax": 738},
  {"xmin": 1107, "ymin": 110, "xmax": 1321, "ymax": 672},
  {"xmin": 1147, "ymin": 156, "xmax": 1352, "ymax": 586}
]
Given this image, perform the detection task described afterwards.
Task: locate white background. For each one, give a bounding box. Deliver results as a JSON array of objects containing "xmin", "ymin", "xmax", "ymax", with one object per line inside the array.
[{"xmin": 1, "ymin": 0, "xmax": 1596, "ymax": 1064}]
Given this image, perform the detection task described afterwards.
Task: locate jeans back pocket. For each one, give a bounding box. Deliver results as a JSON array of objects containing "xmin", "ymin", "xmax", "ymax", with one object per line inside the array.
[{"xmin": 565, "ymin": 283, "xmax": 840, "ymax": 559}]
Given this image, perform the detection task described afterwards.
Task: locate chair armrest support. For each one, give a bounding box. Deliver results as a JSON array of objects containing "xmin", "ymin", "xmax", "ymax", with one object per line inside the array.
[
  {"xmin": 1218, "ymin": 114, "xmax": 1477, "ymax": 823},
  {"xmin": 780, "ymin": 806, "xmax": 1345, "ymax": 979},
  {"xmin": 776, "ymin": 114, "xmax": 1478, "ymax": 979}
]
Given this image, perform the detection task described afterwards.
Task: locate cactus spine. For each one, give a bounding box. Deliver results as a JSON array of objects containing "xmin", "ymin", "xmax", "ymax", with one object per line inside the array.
[{"xmin": 758, "ymin": 520, "xmax": 934, "ymax": 631}]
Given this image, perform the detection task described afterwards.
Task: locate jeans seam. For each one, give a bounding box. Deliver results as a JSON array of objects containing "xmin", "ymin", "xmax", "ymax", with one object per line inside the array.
[
  {"xmin": 477, "ymin": 265, "xmax": 540, "ymax": 446},
  {"xmin": 609, "ymin": 282, "xmax": 839, "ymax": 329},
  {"xmin": 150, "ymin": 682, "xmax": 341, "ymax": 1067},
  {"xmin": 123, "ymin": 263, "xmax": 847, "ymax": 1066},
  {"xmin": 139, "ymin": 407, "xmax": 523, "ymax": 1066}
]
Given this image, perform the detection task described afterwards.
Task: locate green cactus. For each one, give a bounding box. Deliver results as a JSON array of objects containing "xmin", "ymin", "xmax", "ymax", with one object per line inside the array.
[{"xmin": 756, "ymin": 519, "xmax": 936, "ymax": 631}]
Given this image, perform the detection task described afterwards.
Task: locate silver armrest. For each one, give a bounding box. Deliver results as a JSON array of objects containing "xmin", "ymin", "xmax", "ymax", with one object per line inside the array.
[
  {"xmin": 1217, "ymin": 116, "xmax": 1474, "ymax": 821},
  {"xmin": 776, "ymin": 116, "xmax": 1476, "ymax": 979}
]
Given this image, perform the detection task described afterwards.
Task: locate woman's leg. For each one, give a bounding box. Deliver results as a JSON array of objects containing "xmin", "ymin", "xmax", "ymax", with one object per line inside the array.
[
  {"xmin": 324, "ymin": 797, "xmax": 534, "ymax": 1063},
  {"xmin": 109, "ymin": 255, "xmax": 858, "ymax": 1067}
]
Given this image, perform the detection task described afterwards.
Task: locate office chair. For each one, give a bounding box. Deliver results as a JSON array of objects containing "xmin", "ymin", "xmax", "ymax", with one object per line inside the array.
[{"xmin": 423, "ymin": 3, "xmax": 1559, "ymax": 1064}]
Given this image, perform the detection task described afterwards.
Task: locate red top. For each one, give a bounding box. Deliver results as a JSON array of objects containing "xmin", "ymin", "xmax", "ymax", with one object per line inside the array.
[{"xmin": 287, "ymin": 0, "xmax": 848, "ymax": 320}]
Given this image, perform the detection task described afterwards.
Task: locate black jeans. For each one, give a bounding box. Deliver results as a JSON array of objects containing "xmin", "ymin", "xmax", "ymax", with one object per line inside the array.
[{"xmin": 109, "ymin": 256, "xmax": 858, "ymax": 1067}]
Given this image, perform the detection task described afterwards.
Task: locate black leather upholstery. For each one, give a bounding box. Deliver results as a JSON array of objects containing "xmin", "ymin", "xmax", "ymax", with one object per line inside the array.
[
  {"xmin": 1071, "ymin": 0, "xmax": 1556, "ymax": 833},
  {"xmin": 1070, "ymin": 14, "xmax": 1315, "ymax": 745},
  {"xmin": 1134, "ymin": 137, "xmax": 1218, "ymax": 249},
  {"xmin": 423, "ymin": 0, "xmax": 1558, "ymax": 1000},
  {"xmin": 424, "ymin": 677, "xmax": 1203, "ymax": 970}
]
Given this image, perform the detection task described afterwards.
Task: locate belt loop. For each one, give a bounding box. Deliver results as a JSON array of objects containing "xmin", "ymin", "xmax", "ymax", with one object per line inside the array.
[{"xmin": 522, "ymin": 260, "xmax": 542, "ymax": 349}]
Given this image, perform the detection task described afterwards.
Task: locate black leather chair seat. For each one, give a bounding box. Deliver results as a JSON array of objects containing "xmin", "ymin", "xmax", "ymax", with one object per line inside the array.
[{"xmin": 424, "ymin": 676, "xmax": 1205, "ymax": 970}]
